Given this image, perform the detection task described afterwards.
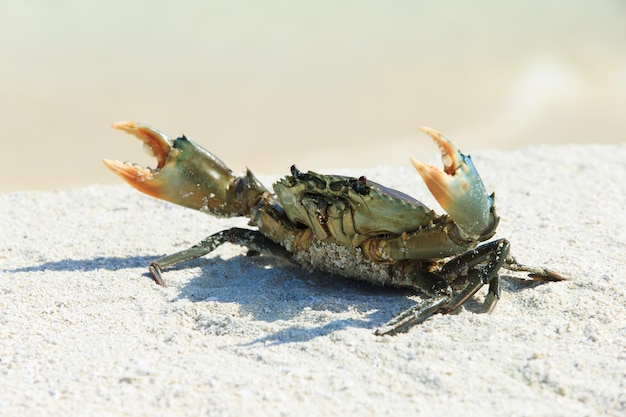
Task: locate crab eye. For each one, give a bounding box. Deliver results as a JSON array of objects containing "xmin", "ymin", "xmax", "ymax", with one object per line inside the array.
[
  {"xmin": 351, "ymin": 176, "xmax": 369, "ymax": 195},
  {"xmin": 290, "ymin": 165, "xmax": 302, "ymax": 178}
]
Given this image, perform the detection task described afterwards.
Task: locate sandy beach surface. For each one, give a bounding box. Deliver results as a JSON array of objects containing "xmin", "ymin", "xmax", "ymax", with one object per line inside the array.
[
  {"xmin": 2, "ymin": 2, "xmax": 625, "ymax": 415},
  {"xmin": 1, "ymin": 143, "xmax": 625, "ymax": 416}
]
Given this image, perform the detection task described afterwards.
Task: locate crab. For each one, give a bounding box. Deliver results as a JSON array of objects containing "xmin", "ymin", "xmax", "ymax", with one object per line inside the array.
[{"xmin": 103, "ymin": 121, "xmax": 565, "ymax": 335}]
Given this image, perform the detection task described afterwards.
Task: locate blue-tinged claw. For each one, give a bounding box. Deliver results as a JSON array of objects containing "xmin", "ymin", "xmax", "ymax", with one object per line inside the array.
[{"xmin": 411, "ymin": 127, "xmax": 497, "ymax": 240}]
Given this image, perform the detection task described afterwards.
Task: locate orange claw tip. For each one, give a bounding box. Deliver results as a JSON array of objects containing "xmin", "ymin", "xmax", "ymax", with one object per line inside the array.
[
  {"xmin": 409, "ymin": 156, "xmax": 453, "ymax": 208},
  {"xmin": 104, "ymin": 121, "xmax": 173, "ymax": 199},
  {"xmin": 410, "ymin": 127, "xmax": 465, "ymax": 208},
  {"xmin": 102, "ymin": 158, "xmax": 166, "ymax": 200},
  {"xmin": 102, "ymin": 158, "xmax": 156, "ymax": 182},
  {"xmin": 110, "ymin": 121, "xmax": 171, "ymax": 170},
  {"xmin": 111, "ymin": 121, "xmax": 136, "ymax": 130},
  {"xmin": 417, "ymin": 126, "xmax": 462, "ymax": 175}
]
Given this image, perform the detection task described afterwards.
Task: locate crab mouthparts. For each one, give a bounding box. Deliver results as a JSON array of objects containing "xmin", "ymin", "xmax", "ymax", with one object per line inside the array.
[{"xmin": 103, "ymin": 121, "xmax": 172, "ymax": 183}]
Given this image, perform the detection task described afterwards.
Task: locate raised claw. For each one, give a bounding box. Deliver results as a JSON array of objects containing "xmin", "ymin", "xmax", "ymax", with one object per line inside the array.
[
  {"xmin": 411, "ymin": 127, "xmax": 497, "ymax": 240},
  {"xmin": 103, "ymin": 121, "xmax": 266, "ymax": 217}
]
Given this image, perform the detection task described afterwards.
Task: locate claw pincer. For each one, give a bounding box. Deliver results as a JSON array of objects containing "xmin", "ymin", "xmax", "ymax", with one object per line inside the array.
[
  {"xmin": 105, "ymin": 121, "xmax": 565, "ymax": 335},
  {"xmin": 411, "ymin": 127, "xmax": 498, "ymax": 241}
]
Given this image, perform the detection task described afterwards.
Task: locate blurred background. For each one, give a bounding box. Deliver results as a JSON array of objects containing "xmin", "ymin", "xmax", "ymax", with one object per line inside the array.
[{"xmin": 1, "ymin": 1, "xmax": 625, "ymax": 193}]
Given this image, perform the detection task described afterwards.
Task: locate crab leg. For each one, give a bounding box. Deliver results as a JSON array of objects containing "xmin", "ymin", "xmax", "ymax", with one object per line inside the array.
[
  {"xmin": 374, "ymin": 295, "xmax": 450, "ymax": 336},
  {"xmin": 375, "ymin": 239, "xmax": 510, "ymax": 336},
  {"xmin": 439, "ymin": 238, "xmax": 510, "ymax": 313},
  {"xmin": 503, "ymin": 258, "xmax": 566, "ymax": 282},
  {"xmin": 149, "ymin": 227, "xmax": 292, "ymax": 286}
]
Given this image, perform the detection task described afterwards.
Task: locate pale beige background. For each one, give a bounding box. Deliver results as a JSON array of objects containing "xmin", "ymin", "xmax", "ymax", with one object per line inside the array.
[{"xmin": 1, "ymin": 1, "xmax": 625, "ymax": 193}]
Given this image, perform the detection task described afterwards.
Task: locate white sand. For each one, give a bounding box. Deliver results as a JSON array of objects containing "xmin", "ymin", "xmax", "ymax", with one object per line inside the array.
[{"xmin": 1, "ymin": 144, "xmax": 625, "ymax": 416}]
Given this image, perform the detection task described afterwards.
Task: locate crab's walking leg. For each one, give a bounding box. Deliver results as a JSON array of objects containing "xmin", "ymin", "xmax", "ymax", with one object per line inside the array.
[
  {"xmin": 149, "ymin": 228, "xmax": 291, "ymax": 286},
  {"xmin": 440, "ymin": 238, "xmax": 510, "ymax": 314},
  {"xmin": 374, "ymin": 295, "xmax": 450, "ymax": 336},
  {"xmin": 503, "ymin": 257, "xmax": 567, "ymax": 282},
  {"xmin": 374, "ymin": 239, "xmax": 510, "ymax": 336}
]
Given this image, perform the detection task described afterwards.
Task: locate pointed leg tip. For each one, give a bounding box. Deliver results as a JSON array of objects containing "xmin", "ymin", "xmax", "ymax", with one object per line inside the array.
[
  {"xmin": 373, "ymin": 327, "xmax": 396, "ymax": 337},
  {"xmin": 149, "ymin": 264, "xmax": 168, "ymax": 287},
  {"xmin": 529, "ymin": 270, "xmax": 568, "ymax": 282}
]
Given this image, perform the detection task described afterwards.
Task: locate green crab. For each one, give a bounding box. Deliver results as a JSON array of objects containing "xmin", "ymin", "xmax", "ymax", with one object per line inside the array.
[{"xmin": 104, "ymin": 122, "xmax": 564, "ymax": 335}]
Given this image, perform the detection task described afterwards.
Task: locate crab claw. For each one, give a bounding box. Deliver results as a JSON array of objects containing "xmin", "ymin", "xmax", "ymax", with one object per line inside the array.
[
  {"xmin": 103, "ymin": 122, "xmax": 176, "ymax": 200},
  {"xmin": 411, "ymin": 127, "xmax": 497, "ymax": 240},
  {"xmin": 103, "ymin": 121, "xmax": 266, "ymax": 217}
]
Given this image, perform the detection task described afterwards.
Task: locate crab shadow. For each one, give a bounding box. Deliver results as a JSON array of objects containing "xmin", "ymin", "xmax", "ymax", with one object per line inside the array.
[
  {"xmin": 7, "ymin": 253, "xmax": 550, "ymax": 343},
  {"xmin": 4, "ymin": 253, "xmax": 407, "ymax": 337},
  {"xmin": 6, "ymin": 255, "xmax": 157, "ymax": 274},
  {"xmin": 169, "ymin": 253, "xmax": 411, "ymax": 340},
  {"xmin": 168, "ymin": 254, "xmax": 550, "ymax": 344}
]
